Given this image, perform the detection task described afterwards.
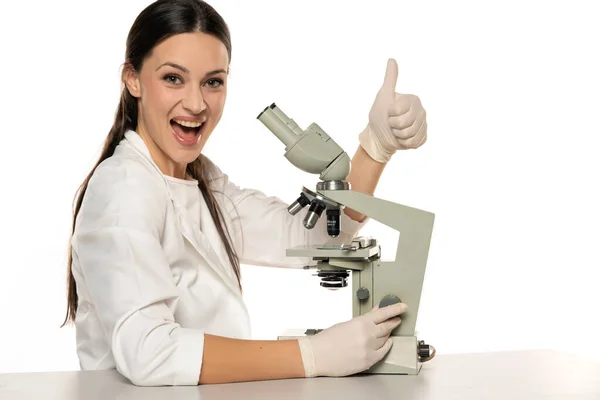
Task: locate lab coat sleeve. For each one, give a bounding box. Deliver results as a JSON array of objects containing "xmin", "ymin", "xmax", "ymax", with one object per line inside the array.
[
  {"xmin": 205, "ymin": 157, "xmax": 368, "ymax": 268},
  {"xmin": 71, "ymin": 159, "xmax": 205, "ymax": 386}
]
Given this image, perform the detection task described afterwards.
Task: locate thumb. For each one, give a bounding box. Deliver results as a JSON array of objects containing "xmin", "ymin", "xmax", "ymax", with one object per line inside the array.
[{"xmin": 380, "ymin": 58, "xmax": 398, "ymax": 94}]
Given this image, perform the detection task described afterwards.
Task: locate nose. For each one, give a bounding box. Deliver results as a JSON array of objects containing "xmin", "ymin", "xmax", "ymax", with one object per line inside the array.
[{"xmin": 182, "ymin": 85, "xmax": 207, "ymax": 114}]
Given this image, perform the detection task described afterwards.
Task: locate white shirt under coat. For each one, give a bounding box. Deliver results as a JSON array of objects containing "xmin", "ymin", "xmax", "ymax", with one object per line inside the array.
[{"xmin": 70, "ymin": 130, "xmax": 365, "ymax": 386}]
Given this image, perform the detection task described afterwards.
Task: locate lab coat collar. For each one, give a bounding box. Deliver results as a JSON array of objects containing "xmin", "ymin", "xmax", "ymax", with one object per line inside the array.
[
  {"xmin": 123, "ymin": 130, "xmax": 159, "ymax": 169},
  {"xmin": 121, "ymin": 130, "xmax": 243, "ymax": 300}
]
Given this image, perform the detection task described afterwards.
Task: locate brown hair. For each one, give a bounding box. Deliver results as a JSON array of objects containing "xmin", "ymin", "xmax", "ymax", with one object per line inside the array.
[{"xmin": 61, "ymin": 0, "xmax": 240, "ymax": 327}]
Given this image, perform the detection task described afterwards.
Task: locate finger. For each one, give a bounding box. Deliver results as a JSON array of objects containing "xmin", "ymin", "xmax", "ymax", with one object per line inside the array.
[
  {"xmin": 387, "ymin": 94, "xmax": 410, "ymax": 117},
  {"xmin": 388, "ymin": 93, "xmax": 418, "ymax": 116},
  {"xmin": 402, "ymin": 133, "xmax": 427, "ymax": 150},
  {"xmin": 411, "ymin": 119, "xmax": 428, "ymax": 147},
  {"xmin": 374, "ymin": 338, "xmax": 394, "ymax": 360},
  {"xmin": 399, "ymin": 117, "xmax": 427, "ymax": 148},
  {"xmin": 372, "ymin": 335, "xmax": 391, "ymax": 350},
  {"xmin": 371, "ymin": 302, "xmax": 408, "ymax": 324},
  {"xmin": 376, "ymin": 317, "xmax": 402, "ymax": 338},
  {"xmin": 380, "ymin": 58, "xmax": 398, "ymax": 95},
  {"xmin": 416, "ymin": 127, "xmax": 428, "ymax": 147},
  {"xmin": 393, "ymin": 109, "xmax": 426, "ymax": 140},
  {"xmin": 389, "ymin": 108, "xmax": 418, "ymax": 135}
]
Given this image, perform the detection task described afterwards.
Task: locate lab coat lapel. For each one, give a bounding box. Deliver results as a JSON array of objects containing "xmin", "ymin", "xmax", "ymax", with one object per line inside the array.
[
  {"xmin": 122, "ymin": 131, "xmax": 243, "ymax": 300},
  {"xmin": 174, "ymin": 202, "xmax": 242, "ymax": 299}
]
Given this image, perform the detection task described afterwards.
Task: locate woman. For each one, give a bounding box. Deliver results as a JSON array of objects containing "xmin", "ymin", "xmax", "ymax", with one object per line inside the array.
[{"xmin": 62, "ymin": 0, "xmax": 428, "ymax": 386}]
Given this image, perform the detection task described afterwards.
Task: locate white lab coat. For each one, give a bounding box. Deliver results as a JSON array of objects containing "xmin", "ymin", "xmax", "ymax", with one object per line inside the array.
[{"xmin": 71, "ymin": 130, "xmax": 365, "ymax": 386}]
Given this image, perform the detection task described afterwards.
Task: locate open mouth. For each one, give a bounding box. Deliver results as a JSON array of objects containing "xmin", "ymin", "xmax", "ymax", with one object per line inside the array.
[
  {"xmin": 170, "ymin": 119, "xmax": 203, "ymax": 138},
  {"xmin": 170, "ymin": 118, "xmax": 207, "ymax": 147}
]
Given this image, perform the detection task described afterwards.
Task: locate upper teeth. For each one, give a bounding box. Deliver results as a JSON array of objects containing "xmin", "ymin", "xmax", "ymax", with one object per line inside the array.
[{"xmin": 174, "ymin": 119, "xmax": 202, "ymax": 128}]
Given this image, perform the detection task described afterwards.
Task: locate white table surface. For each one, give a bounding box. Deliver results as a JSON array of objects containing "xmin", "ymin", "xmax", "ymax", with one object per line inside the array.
[{"xmin": 1, "ymin": 349, "xmax": 599, "ymax": 399}]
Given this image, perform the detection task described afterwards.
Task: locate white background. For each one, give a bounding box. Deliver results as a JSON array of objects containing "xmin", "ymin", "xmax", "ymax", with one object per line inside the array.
[{"xmin": 0, "ymin": 0, "xmax": 599, "ymax": 373}]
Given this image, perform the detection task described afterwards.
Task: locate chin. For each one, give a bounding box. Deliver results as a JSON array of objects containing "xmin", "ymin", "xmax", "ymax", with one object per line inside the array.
[{"xmin": 174, "ymin": 150, "xmax": 203, "ymax": 165}]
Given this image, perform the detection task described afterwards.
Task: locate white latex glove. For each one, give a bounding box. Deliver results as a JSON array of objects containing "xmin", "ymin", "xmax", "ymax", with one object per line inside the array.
[
  {"xmin": 359, "ymin": 59, "xmax": 428, "ymax": 163},
  {"xmin": 297, "ymin": 302, "xmax": 407, "ymax": 377}
]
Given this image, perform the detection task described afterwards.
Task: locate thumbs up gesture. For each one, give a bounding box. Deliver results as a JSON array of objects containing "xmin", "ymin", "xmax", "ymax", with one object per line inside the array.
[{"xmin": 359, "ymin": 59, "xmax": 428, "ymax": 163}]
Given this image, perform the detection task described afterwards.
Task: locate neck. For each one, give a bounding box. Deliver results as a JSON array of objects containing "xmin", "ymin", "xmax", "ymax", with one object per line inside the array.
[{"xmin": 136, "ymin": 122, "xmax": 186, "ymax": 179}]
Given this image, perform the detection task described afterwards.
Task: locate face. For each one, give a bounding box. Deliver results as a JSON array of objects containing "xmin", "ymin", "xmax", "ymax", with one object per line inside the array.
[{"xmin": 124, "ymin": 32, "xmax": 229, "ymax": 179}]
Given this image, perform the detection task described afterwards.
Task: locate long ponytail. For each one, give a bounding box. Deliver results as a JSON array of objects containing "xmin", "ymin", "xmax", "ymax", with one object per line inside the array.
[{"xmin": 188, "ymin": 159, "xmax": 242, "ymax": 291}]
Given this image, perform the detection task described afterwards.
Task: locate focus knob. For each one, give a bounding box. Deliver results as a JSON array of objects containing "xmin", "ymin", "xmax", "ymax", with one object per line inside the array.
[
  {"xmin": 356, "ymin": 287, "xmax": 370, "ymax": 301},
  {"xmin": 379, "ymin": 294, "xmax": 401, "ymax": 308}
]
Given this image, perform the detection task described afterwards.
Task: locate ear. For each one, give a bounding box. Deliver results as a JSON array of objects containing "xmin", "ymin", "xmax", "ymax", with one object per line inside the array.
[{"xmin": 123, "ymin": 64, "xmax": 141, "ymax": 98}]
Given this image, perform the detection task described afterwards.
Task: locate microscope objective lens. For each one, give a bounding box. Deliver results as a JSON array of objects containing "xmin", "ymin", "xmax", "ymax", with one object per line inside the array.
[
  {"xmin": 287, "ymin": 193, "xmax": 310, "ymax": 215},
  {"xmin": 303, "ymin": 200, "xmax": 326, "ymax": 229},
  {"xmin": 327, "ymin": 209, "xmax": 341, "ymax": 237}
]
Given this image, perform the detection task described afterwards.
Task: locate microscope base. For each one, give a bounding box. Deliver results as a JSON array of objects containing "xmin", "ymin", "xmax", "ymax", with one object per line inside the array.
[
  {"xmin": 368, "ymin": 335, "xmax": 422, "ymax": 374},
  {"xmin": 277, "ymin": 331, "xmax": 422, "ymax": 375}
]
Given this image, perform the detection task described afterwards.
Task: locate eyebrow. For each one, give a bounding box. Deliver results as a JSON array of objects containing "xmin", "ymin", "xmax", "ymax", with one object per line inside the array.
[{"xmin": 155, "ymin": 62, "xmax": 227, "ymax": 77}]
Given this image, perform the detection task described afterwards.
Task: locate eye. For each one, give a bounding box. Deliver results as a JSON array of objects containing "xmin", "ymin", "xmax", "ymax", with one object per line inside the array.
[
  {"xmin": 205, "ymin": 78, "xmax": 224, "ymax": 88},
  {"xmin": 163, "ymin": 74, "xmax": 183, "ymax": 85}
]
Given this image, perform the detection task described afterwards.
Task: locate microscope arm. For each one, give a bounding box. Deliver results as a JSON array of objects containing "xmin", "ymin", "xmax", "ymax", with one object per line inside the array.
[
  {"xmin": 318, "ymin": 190, "xmax": 435, "ymax": 260},
  {"xmin": 319, "ymin": 189, "xmax": 435, "ymax": 335}
]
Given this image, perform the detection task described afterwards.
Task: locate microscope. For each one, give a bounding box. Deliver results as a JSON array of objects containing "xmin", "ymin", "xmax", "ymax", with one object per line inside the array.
[{"xmin": 257, "ymin": 103, "xmax": 436, "ymax": 374}]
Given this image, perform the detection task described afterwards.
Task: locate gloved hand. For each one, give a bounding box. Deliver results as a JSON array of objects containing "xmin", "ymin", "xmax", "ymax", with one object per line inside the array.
[
  {"xmin": 359, "ymin": 59, "xmax": 428, "ymax": 163},
  {"xmin": 297, "ymin": 302, "xmax": 407, "ymax": 377}
]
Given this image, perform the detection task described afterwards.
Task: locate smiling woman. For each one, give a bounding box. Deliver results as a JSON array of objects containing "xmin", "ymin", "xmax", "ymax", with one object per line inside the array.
[
  {"xmin": 163, "ymin": 64, "xmax": 226, "ymax": 147},
  {"xmin": 61, "ymin": 0, "xmax": 412, "ymax": 388},
  {"xmin": 122, "ymin": 32, "xmax": 230, "ymax": 178}
]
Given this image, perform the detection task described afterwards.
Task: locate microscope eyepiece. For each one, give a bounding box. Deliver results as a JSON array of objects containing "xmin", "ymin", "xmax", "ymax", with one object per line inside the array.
[
  {"xmin": 303, "ymin": 200, "xmax": 326, "ymax": 229},
  {"xmin": 326, "ymin": 208, "xmax": 341, "ymax": 237}
]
